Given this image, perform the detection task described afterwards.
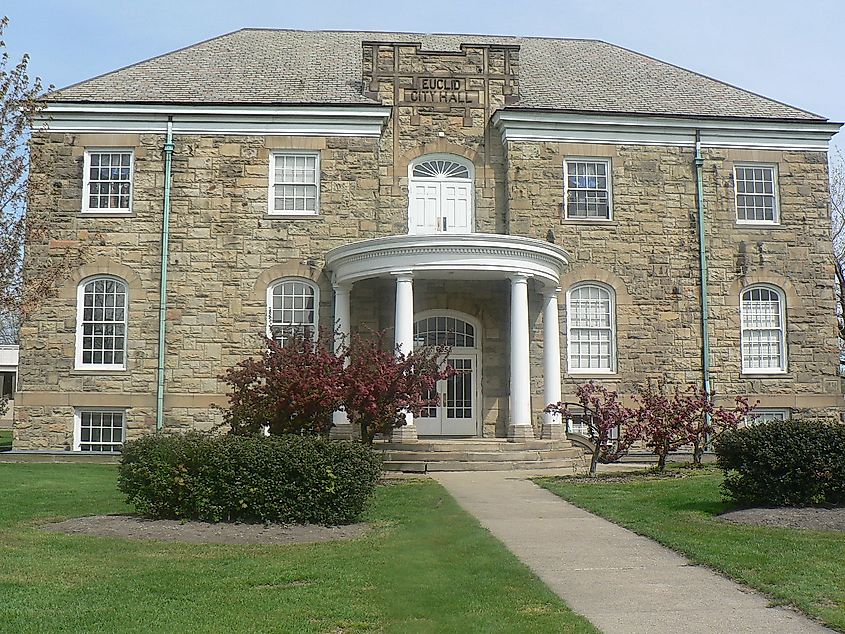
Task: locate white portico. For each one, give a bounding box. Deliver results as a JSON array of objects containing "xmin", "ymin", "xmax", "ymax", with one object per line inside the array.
[{"xmin": 325, "ymin": 233, "xmax": 569, "ymax": 442}]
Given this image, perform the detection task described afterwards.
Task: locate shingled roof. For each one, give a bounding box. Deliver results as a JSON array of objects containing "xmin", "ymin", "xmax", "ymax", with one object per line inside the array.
[{"xmin": 51, "ymin": 28, "xmax": 824, "ymax": 121}]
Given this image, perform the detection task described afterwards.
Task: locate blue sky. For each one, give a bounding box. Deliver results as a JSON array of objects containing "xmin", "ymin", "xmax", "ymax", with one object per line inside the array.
[{"xmin": 4, "ymin": 0, "xmax": 844, "ymax": 150}]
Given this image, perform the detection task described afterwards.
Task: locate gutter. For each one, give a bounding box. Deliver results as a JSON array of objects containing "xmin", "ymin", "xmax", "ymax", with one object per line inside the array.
[
  {"xmin": 694, "ymin": 130, "xmax": 712, "ymax": 397},
  {"xmin": 155, "ymin": 118, "xmax": 175, "ymax": 432}
]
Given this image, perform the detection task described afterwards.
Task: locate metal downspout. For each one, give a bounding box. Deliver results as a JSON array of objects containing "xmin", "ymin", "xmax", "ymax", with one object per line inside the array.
[
  {"xmin": 695, "ymin": 130, "xmax": 712, "ymax": 397},
  {"xmin": 155, "ymin": 118, "xmax": 174, "ymax": 432}
]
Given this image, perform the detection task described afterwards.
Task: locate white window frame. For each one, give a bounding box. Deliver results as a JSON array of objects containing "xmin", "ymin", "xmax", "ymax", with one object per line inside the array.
[
  {"xmin": 73, "ymin": 408, "xmax": 126, "ymax": 452},
  {"xmin": 745, "ymin": 408, "xmax": 791, "ymax": 426},
  {"xmin": 81, "ymin": 148, "xmax": 134, "ymax": 214},
  {"xmin": 740, "ymin": 284, "xmax": 787, "ymax": 375},
  {"xmin": 74, "ymin": 276, "xmax": 129, "ymax": 371},
  {"xmin": 266, "ymin": 278, "xmax": 320, "ymax": 343},
  {"xmin": 734, "ymin": 163, "xmax": 780, "ymax": 225},
  {"xmin": 566, "ymin": 282, "xmax": 617, "ymax": 374},
  {"xmin": 267, "ymin": 151, "xmax": 321, "ymax": 216},
  {"xmin": 563, "ymin": 157, "xmax": 613, "ymax": 221}
]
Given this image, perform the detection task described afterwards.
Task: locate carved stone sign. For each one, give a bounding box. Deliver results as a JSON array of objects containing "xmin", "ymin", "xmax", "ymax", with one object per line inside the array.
[{"xmin": 399, "ymin": 77, "xmax": 479, "ymax": 107}]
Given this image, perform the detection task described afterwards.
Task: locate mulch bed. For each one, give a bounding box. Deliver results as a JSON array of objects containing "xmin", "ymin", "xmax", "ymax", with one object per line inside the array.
[
  {"xmin": 718, "ymin": 506, "xmax": 845, "ymax": 532},
  {"xmin": 42, "ymin": 515, "xmax": 369, "ymax": 545}
]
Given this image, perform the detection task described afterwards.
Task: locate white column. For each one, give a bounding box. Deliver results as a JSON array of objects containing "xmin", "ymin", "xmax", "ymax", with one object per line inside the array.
[
  {"xmin": 541, "ymin": 287, "xmax": 564, "ymax": 439},
  {"xmin": 330, "ymin": 283, "xmax": 354, "ymax": 439},
  {"xmin": 390, "ymin": 271, "xmax": 418, "ymax": 442},
  {"xmin": 509, "ymin": 273, "xmax": 534, "ymax": 441}
]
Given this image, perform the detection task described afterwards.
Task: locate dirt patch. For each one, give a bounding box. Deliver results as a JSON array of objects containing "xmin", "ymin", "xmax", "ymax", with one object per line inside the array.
[
  {"xmin": 718, "ymin": 506, "xmax": 845, "ymax": 532},
  {"xmin": 42, "ymin": 515, "xmax": 370, "ymax": 545}
]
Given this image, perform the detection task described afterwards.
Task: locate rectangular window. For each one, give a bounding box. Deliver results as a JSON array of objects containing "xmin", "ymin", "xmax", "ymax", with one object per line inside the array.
[
  {"xmin": 745, "ymin": 408, "xmax": 791, "ymax": 426},
  {"xmin": 83, "ymin": 150, "xmax": 134, "ymax": 213},
  {"xmin": 564, "ymin": 158, "xmax": 612, "ymax": 220},
  {"xmin": 735, "ymin": 164, "xmax": 778, "ymax": 224},
  {"xmin": 269, "ymin": 152, "xmax": 320, "ymax": 215},
  {"xmin": 75, "ymin": 410, "xmax": 125, "ymax": 452},
  {"xmin": 0, "ymin": 371, "xmax": 15, "ymax": 400}
]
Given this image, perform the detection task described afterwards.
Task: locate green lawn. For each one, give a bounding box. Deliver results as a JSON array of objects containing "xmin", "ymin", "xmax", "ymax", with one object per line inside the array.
[
  {"xmin": 537, "ymin": 468, "xmax": 845, "ymax": 632},
  {"xmin": 0, "ymin": 464, "xmax": 596, "ymax": 634},
  {"xmin": 0, "ymin": 430, "xmax": 11, "ymax": 451}
]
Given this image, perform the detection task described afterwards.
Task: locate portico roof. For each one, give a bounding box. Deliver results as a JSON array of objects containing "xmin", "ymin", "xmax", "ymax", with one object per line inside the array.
[{"xmin": 325, "ymin": 234, "xmax": 570, "ymax": 288}]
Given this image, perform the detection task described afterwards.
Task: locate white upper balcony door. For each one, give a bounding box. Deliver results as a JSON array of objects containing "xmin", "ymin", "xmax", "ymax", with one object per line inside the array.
[{"xmin": 408, "ymin": 156, "xmax": 474, "ymax": 235}]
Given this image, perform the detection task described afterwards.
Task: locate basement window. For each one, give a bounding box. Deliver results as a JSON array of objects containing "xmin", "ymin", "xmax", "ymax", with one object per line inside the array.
[
  {"xmin": 745, "ymin": 408, "xmax": 791, "ymax": 426},
  {"xmin": 82, "ymin": 150, "xmax": 133, "ymax": 213},
  {"xmin": 74, "ymin": 409, "xmax": 125, "ymax": 452}
]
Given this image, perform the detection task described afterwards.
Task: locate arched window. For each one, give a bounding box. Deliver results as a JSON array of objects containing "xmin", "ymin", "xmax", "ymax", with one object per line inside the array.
[
  {"xmin": 267, "ymin": 278, "xmax": 318, "ymax": 344},
  {"xmin": 75, "ymin": 276, "xmax": 128, "ymax": 369},
  {"xmin": 413, "ymin": 315, "xmax": 476, "ymax": 348},
  {"xmin": 408, "ymin": 154, "xmax": 474, "ymax": 235},
  {"xmin": 567, "ymin": 283, "xmax": 615, "ymax": 373},
  {"xmin": 740, "ymin": 285, "xmax": 786, "ymax": 372}
]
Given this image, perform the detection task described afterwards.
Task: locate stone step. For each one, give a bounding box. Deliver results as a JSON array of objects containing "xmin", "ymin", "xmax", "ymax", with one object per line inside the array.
[
  {"xmin": 377, "ymin": 439, "xmax": 574, "ymax": 452},
  {"xmin": 381, "ymin": 448, "xmax": 583, "ymax": 462},
  {"xmin": 383, "ymin": 457, "xmax": 584, "ymax": 473}
]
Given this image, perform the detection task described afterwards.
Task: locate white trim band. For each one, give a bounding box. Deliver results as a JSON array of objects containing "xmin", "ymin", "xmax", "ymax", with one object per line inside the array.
[
  {"xmin": 37, "ymin": 103, "xmax": 392, "ymax": 137},
  {"xmin": 493, "ymin": 110, "xmax": 841, "ymax": 151}
]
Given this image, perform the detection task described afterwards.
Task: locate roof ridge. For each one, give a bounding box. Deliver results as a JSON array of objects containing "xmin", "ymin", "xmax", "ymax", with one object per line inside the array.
[{"xmin": 234, "ymin": 26, "xmax": 600, "ymax": 43}]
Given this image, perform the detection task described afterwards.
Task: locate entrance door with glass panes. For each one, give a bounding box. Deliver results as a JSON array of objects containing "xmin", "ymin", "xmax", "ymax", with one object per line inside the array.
[{"xmin": 413, "ymin": 313, "xmax": 479, "ymax": 436}]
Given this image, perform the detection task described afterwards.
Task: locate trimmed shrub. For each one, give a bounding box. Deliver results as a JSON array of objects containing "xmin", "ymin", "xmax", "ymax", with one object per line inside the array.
[
  {"xmin": 118, "ymin": 432, "xmax": 382, "ymax": 525},
  {"xmin": 714, "ymin": 420, "xmax": 845, "ymax": 506}
]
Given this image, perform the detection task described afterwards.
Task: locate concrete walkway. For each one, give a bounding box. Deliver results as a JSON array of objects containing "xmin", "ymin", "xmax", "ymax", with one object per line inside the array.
[{"xmin": 433, "ymin": 471, "xmax": 834, "ymax": 634}]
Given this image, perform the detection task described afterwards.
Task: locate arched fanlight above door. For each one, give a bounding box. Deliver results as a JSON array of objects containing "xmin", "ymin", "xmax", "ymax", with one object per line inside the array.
[{"xmin": 411, "ymin": 158, "xmax": 471, "ymax": 180}]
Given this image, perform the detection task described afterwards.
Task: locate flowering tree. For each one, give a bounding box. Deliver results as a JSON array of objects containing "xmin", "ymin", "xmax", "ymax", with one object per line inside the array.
[
  {"xmin": 343, "ymin": 332, "xmax": 455, "ymax": 444},
  {"xmin": 1, "ymin": 16, "xmax": 78, "ymax": 327},
  {"xmin": 546, "ymin": 382, "xmax": 640, "ymax": 477},
  {"xmin": 632, "ymin": 381, "xmax": 753, "ymax": 470},
  {"xmin": 677, "ymin": 387, "xmax": 751, "ymax": 466},
  {"xmin": 221, "ymin": 332, "xmax": 346, "ymax": 437},
  {"xmin": 631, "ymin": 381, "xmax": 689, "ymax": 472}
]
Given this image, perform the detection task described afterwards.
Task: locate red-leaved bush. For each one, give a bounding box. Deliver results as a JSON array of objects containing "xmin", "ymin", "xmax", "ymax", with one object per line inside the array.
[
  {"xmin": 221, "ymin": 331, "xmax": 345, "ymax": 437},
  {"xmin": 343, "ymin": 331, "xmax": 455, "ymax": 444},
  {"xmin": 221, "ymin": 330, "xmax": 454, "ymax": 444}
]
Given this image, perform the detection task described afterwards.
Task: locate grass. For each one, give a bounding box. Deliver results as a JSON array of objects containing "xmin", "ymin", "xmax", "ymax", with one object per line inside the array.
[
  {"xmin": 0, "ymin": 464, "xmax": 596, "ymax": 634},
  {"xmin": 537, "ymin": 467, "xmax": 845, "ymax": 632},
  {"xmin": 0, "ymin": 430, "xmax": 10, "ymax": 451}
]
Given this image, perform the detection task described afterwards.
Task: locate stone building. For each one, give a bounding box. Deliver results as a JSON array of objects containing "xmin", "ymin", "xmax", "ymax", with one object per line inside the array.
[{"xmin": 12, "ymin": 29, "xmax": 842, "ymax": 454}]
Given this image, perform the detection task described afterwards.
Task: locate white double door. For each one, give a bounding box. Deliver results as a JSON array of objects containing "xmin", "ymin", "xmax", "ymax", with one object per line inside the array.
[
  {"xmin": 415, "ymin": 353, "xmax": 478, "ymax": 436},
  {"xmin": 409, "ymin": 180, "xmax": 473, "ymax": 234}
]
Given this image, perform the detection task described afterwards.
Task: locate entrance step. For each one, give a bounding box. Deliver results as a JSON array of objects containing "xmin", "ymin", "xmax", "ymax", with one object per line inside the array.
[{"xmin": 375, "ymin": 438, "xmax": 589, "ymax": 473}]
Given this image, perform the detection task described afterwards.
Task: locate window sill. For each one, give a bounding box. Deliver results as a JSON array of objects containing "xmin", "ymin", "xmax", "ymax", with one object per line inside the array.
[
  {"xmin": 80, "ymin": 210, "xmax": 134, "ymax": 217},
  {"xmin": 561, "ymin": 219, "xmax": 617, "ymax": 226},
  {"xmin": 266, "ymin": 212, "xmax": 322, "ymax": 219},
  {"xmin": 71, "ymin": 368, "xmax": 129, "ymax": 375},
  {"xmin": 740, "ymin": 371, "xmax": 791, "ymax": 378},
  {"xmin": 735, "ymin": 221, "xmax": 781, "ymax": 228},
  {"xmin": 566, "ymin": 371, "xmax": 617, "ymax": 378}
]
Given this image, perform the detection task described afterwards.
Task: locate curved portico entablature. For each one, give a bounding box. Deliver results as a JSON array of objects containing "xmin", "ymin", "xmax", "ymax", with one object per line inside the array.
[{"xmin": 325, "ymin": 234, "xmax": 570, "ymax": 289}]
